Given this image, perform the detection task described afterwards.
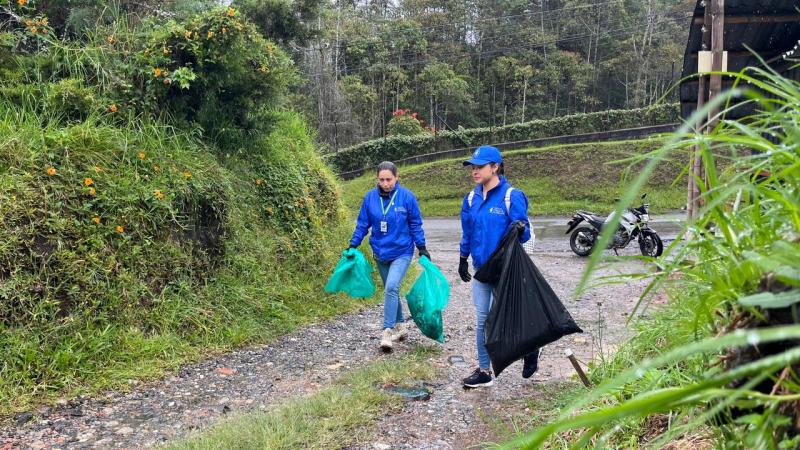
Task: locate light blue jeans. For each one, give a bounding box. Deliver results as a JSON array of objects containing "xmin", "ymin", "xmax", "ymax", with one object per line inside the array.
[
  {"xmin": 376, "ymin": 256, "xmax": 412, "ymax": 329},
  {"xmin": 472, "ymin": 278, "xmax": 494, "ymax": 370}
]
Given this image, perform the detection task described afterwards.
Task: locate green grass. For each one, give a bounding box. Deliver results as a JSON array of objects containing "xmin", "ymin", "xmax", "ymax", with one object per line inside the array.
[
  {"xmin": 166, "ymin": 345, "xmax": 439, "ymax": 450},
  {"xmin": 480, "ymin": 381, "xmax": 587, "ymax": 447},
  {"xmin": 0, "ymin": 103, "xmax": 380, "ymax": 416},
  {"xmin": 342, "ymin": 139, "xmax": 687, "ymax": 217},
  {"xmin": 503, "ymin": 68, "xmax": 800, "ymax": 448}
]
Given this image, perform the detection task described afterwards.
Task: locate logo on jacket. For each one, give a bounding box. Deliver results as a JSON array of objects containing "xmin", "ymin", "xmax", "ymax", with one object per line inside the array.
[
  {"xmin": 489, "ymin": 207, "xmax": 505, "ymax": 215},
  {"xmin": 395, "ymin": 206, "xmax": 407, "ymax": 213}
]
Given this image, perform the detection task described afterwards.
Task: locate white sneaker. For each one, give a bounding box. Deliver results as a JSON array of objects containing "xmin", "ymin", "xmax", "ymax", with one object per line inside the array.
[
  {"xmin": 380, "ymin": 328, "xmax": 393, "ymax": 350},
  {"xmin": 393, "ymin": 322, "xmax": 409, "ymax": 341}
]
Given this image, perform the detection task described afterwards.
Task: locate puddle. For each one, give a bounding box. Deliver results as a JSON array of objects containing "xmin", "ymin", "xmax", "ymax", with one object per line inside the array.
[
  {"xmin": 378, "ymin": 383, "xmax": 432, "ymax": 401},
  {"xmin": 448, "ymin": 355, "xmax": 470, "ymax": 368}
]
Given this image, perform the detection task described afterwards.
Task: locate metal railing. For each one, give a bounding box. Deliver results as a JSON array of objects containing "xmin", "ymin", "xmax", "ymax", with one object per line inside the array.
[{"xmin": 337, "ymin": 123, "xmax": 679, "ymax": 180}]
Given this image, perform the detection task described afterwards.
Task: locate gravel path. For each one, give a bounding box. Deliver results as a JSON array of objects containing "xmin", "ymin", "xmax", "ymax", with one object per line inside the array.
[{"xmin": 1, "ymin": 216, "xmax": 679, "ymax": 450}]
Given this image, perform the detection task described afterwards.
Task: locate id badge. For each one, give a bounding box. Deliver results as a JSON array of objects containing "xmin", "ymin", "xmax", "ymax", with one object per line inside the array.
[{"xmin": 380, "ymin": 221, "xmax": 388, "ymax": 233}]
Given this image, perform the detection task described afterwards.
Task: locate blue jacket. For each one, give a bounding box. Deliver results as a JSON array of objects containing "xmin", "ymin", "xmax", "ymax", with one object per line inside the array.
[
  {"xmin": 350, "ymin": 183, "xmax": 426, "ymax": 262},
  {"xmin": 460, "ymin": 177, "xmax": 531, "ymax": 270}
]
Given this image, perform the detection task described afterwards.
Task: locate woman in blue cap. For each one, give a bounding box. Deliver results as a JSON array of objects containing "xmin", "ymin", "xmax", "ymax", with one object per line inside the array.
[
  {"xmin": 349, "ymin": 161, "xmax": 430, "ymax": 351},
  {"xmin": 458, "ymin": 145, "xmax": 539, "ymax": 387}
]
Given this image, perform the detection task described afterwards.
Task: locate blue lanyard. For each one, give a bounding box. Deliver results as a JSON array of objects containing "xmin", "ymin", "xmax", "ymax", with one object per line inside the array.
[{"xmin": 380, "ymin": 191, "xmax": 398, "ymax": 218}]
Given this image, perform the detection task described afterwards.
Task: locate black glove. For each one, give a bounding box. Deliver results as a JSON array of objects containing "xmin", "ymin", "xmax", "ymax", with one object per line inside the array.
[
  {"xmin": 344, "ymin": 244, "xmax": 356, "ymax": 258},
  {"xmin": 458, "ymin": 256, "xmax": 472, "ymax": 283},
  {"xmin": 418, "ymin": 246, "xmax": 431, "ymax": 262},
  {"xmin": 513, "ymin": 220, "xmax": 527, "ymax": 232}
]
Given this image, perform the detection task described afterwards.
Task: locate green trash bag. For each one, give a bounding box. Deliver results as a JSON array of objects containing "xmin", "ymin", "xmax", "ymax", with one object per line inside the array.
[
  {"xmin": 406, "ymin": 256, "xmax": 450, "ymax": 343},
  {"xmin": 324, "ymin": 248, "xmax": 376, "ymax": 299}
]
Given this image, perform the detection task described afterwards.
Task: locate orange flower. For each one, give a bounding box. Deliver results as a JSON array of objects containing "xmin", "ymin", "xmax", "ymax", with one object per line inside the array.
[
  {"xmin": 222, "ymin": 27, "xmax": 228, "ymax": 34},
  {"xmin": 259, "ymin": 66, "xmax": 269, "ymax": 74},
  {"xmin": 109, "ymin": 104, "xmax": 118, "ymax": 113},
  {"xmin": 266, "ymin": 207, "xmax": 273, "ymax": 214},
  {"xmin": 255, "ymin": 179, "xmax": 263, "ymax": 185},
  {"xmin": 92, "ymin": 216, "xmax": 101, "ymax": 225},
  {"xmin": 46, "ymin": 167, "xmax": 57, "ymax": 176},
  {"xmin": 207, "ymin": 31, "xmax": 214, "ymax": 39},
  {"xmin": 106, "ymin": 35, "xmax": 114, "ymax": 44},
  {"xmin": 184, "ymin": 30, "xmax": 192, "ymax": 39},
  {"xmin": 153, "ymin": 67, "xmax": 162, "ymax": 77},
  {"xmin": 115, "ymin": 225, "xmax": 124, "ymax": 233},
  {"xmin": 18, "ymin": 0, "xmax": 26, "ymax": 6},
  {"xmin": 84, "ymin": 177, "xmax": 94, "ymax": 186},
  {"xmin": 31, "ymin": 27, "xmax": 38, "ymax": 34},
  {"xmin": 227, "ymin": 7, "xmax": 235, "ymax": 17},
  {"xmin": 137, "ymin": 152, "xmax": 145, "ymax": 160},
  {"xmin": 182, "ymin": 170, "xmax": 191, "ymax": 179},
  {"xmin": 25, "ymin": 20, "xmax": 33, "ymax": 27},
  {"xmin": 153, "ymin": 164, "xmax": 160, "ymax": 172},
  {"xmin": 88, "ymin": 187, "xmax": 97, "ymax": 196},
  {"xmin": 42, "ymin": 28, "xmax": 48, "ymax": 34},
  {"xmin": 154, "ymin": 189, "xmax": 164, "ymax": 200}
]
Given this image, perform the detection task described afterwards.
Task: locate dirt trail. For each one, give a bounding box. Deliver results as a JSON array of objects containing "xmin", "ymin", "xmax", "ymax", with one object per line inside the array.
[{"xmin": 2, "ymin": 217, "xmax": 675, "ymax": 449}]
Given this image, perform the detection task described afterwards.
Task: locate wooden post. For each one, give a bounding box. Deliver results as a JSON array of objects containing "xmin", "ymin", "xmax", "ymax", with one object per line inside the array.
[{"xmin": 565, "ymin": 349, "xmax": 592, "ymax": 387}]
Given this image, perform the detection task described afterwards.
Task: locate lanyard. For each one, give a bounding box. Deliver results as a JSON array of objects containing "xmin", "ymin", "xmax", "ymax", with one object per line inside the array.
[{"xmin": 380, "ymin": 191, "xmax": 398, "ymax": 218}]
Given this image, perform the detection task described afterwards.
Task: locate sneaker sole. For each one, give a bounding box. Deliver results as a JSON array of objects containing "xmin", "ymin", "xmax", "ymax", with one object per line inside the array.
[{"xmin": 463, "ymin": 380, "xmax": 494, "ymax": 388}]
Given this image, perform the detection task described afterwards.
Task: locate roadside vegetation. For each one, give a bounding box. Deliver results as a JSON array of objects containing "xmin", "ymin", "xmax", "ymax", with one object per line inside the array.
[{"xmin": 504, "ymin": 67, "xmax": 800, "ymax": 449}]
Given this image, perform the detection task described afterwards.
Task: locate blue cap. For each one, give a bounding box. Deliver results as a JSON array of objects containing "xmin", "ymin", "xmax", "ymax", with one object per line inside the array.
[{"xmin": 463, "ymin": 145, "xmax": 502, "ymax": 166}]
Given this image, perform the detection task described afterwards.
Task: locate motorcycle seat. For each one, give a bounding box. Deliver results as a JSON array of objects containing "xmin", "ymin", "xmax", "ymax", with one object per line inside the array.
[{"xmin": 578, "ymin": 211, "xmax": 606, "ymax": 225}]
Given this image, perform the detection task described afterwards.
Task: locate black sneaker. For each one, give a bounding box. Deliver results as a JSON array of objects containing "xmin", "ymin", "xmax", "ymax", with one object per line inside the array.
[
  {"xmin": 522, "ymin": 349, "xmax": 541, "ymax": 379},
  {"xmin": 463, "ymin": 368, "xmax": 493, "ymax": 388}
]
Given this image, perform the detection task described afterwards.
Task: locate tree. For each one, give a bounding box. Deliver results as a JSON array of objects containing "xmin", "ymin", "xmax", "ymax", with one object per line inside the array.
[{"xmin": 233, "ymin": 0, "xmax": 323, "ymax": 44}]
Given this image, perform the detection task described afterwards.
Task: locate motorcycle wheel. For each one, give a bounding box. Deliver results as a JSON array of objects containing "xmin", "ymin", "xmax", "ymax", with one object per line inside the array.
[
  {"xmin": 639, "ymin": 231, "xmax": 663, "ymax": 257},
  {"xmin": 570, "ymin": 226, "xmax": 596, "ymax": 257}
]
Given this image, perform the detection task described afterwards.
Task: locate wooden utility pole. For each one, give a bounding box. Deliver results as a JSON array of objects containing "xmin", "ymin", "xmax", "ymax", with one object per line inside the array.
[
  {"xmin": 707, "ymin": 0, "xmax": 725, "ymax": 126},
  {"xmin": 688, "ymin": 0, "xmax": 723, "ymax": 220}
]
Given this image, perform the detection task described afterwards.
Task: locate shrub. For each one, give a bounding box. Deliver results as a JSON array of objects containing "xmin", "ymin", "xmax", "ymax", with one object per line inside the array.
[{"xmin": 387, "ymin": 109, "xmax": 428, "ymax": 136}]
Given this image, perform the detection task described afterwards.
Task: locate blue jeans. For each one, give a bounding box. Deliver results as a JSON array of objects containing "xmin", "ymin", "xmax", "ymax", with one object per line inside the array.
[
  {"xmin": 377, "ymin": 256, "xmax": 412, "ymax": 329},
  {"xmin": 472, "ymin": 279, "xmax": 494, "ymax": 370}
]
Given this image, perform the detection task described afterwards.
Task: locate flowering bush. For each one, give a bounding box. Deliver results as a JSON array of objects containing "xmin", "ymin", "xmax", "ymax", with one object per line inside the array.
[
  {"xmin": 1, "ymin": 6, "xmax": 295, "ymax": 144},
  {"xmin": 387, "ymin": 109, "xmax": 429, "ymax": 136}
]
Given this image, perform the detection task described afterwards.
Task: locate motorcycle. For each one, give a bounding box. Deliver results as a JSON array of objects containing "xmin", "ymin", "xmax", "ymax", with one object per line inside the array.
[{"xmin": 565, "ymin": 194, "xmax": 663, "ymax": 257}]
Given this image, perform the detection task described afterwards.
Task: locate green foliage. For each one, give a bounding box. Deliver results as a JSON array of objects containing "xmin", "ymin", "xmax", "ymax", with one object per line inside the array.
[
  {"xmin": 506, "ymin": 68, "xmax": 800, "ymax": 448},
  {"xmin": 2, "ymin": 6, "xmax": 296, "ymax": 147},
  {"xmin": 328, "ymin": 103, "xmax": 679, "ymax": 173},
  {"xmin": 233, "ymin": 0, "xmax": 323, "ymax": 44},
  {"xmin": 247, "ymin": 111, "xmax": 343, "ymax": 233}
]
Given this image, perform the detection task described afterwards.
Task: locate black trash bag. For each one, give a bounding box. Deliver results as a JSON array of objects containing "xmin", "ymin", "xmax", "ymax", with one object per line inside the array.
[{"xmin": 474, "ymin": 226, "xmax": 582, "ymax": 377}]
